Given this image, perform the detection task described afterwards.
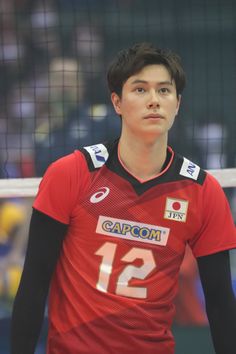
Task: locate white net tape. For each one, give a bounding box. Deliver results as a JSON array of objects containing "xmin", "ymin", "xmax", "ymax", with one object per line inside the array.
[
  {"xmin": 0, "ymin": 178, "xmax": 41, "ymax": 198},
  {"xmin": 0, "ymin": 169, "xmax": 236, "ymax": 198}
]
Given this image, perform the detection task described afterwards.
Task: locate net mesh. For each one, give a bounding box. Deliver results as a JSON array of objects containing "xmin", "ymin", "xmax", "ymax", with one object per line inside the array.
[{"xmin": 0, "ymin": 0, "xmax": 236, "ymax": 196}]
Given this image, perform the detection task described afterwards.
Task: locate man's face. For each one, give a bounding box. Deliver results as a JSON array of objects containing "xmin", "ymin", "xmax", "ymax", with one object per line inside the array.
[{"xmin": 111, "ymin": 64, "xmax": 181, "ymax": 140}]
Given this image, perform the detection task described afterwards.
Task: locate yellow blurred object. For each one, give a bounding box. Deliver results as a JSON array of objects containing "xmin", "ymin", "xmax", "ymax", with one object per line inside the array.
[
  {"xmin": 0, "ymin": 265, "xmax": 22, "ymax": 298},
  {"xmin": 0, "ymin": 201, "xmax": 25, "ymax": 298},
  {"xmin": 0, "ymin": 202, "xmax": 25, "ymax": 244},
  {"xmin": 7, "ymin": 265, "xmax": 22, "ymax": 298}
]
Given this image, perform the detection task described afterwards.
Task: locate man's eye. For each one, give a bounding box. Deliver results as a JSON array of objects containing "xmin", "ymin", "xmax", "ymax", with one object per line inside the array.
[
  {"xmin": 159, "ymin": 87, "xmax": 170, "ymax": 94},
  {"xmin": 135, "ymin": 87, "xmax": 145, "ymax": 93}
]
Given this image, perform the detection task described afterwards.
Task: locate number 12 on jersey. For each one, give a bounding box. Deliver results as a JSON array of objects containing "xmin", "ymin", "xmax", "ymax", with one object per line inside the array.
[{"xmin": 95, "ymin": 241, "xmax": 156, "ymax": 299}]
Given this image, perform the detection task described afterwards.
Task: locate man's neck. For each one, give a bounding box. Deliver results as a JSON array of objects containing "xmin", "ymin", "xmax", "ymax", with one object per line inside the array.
[{"xmin": 118, "ymin": 134, "xmax": 168, "ymax": 181}]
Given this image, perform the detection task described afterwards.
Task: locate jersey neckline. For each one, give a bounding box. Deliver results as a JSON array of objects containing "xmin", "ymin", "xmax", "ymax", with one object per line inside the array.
[
  {"xmin": 104, "ymin": 140, "xmax": 179, "ymax": 195},
  {"xmin": 117, "ymin": 142, "xmax": 174, "ymax": 184}
]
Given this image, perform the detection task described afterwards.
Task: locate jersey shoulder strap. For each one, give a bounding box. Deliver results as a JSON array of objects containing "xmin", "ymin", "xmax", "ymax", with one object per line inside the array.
[
  {"xmin": 175, "ymin": 154, "xmax": 206, "ymax": 185},
  {"xmin": 80, "ymin": 141, "xmax": 116, "ymax": 171}
]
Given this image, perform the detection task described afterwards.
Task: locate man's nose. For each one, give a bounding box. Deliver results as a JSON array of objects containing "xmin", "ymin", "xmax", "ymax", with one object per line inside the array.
[{"xmin": 147, "ymin": 90, "xmax": 160, "ymax": 108}]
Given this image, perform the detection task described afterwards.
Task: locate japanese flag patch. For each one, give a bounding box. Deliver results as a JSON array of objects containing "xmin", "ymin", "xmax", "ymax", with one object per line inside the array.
[{"xmin": 164, "ymin": 198, "xmax": 189, "ymax": 222}]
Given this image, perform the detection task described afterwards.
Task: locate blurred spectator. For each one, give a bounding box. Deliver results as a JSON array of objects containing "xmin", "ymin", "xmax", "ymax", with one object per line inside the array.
[
  {"xmin": 73, "ymin": 23, "xmax": 106, "ymax": 102},
  {"xmin": 29, "ymin": 0, "xmax": 60, "ymax": 60},
  {"xmin": 34, "ymin": 56, "xmax": 120, "ymax": 176},
  {"xmin": 2, "ymin": 84, "xmax": 37, "ymax": 177},
  {"xmin": 0, "ymin": 0, "xmax": 27, "ymax": 96},
  {"xmin": 74, "ymin": 24, "xmax": 104, "ymax": 74},
  {"xmin": 194, "ymin": 123, "xmax": 227, "ymax": 169}
]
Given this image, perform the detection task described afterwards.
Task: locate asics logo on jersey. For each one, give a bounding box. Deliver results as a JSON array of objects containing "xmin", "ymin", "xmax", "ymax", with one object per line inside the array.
[
  {"xmin": 96, "ymin": 216, "xmax": 170, "ymax": 246},
  {"xmin": 90, "ymin": 187, "xmax": 110, "ymax": 203}
]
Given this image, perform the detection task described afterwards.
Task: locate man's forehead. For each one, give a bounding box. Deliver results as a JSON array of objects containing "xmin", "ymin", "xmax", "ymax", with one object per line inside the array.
[{"xmin": 127, "ymin": 64, "xmax": 174, "ymax": 84}]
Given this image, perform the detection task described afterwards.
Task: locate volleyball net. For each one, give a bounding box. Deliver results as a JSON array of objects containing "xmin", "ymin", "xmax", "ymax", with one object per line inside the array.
[
  {"xmin": 0, "ymin": 168, "xmax": 235, "ymax": 198},
  {"xmin": 0, "ymin": 0, "xmax": 236, "ymax": 203}
]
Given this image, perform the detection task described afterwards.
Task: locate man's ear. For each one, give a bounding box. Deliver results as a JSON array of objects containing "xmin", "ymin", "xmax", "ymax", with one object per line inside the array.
[
  {"xmin": 176, "ymin": 94, "xmax": 181, "ymax": 115},
  {"xmin": 111, "ymin": 92, "xmax": 122, "ymax": 115}
]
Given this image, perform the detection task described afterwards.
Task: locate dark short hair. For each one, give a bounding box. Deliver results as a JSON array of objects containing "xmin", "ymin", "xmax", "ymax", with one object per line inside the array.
[{"xmin": 107, "ymin": 42, "xmax": 186, "ymax": 97}]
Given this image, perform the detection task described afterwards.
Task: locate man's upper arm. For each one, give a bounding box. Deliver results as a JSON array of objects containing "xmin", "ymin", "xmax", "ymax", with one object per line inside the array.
[
  {"xmin": 197, "ymin": 250, "xmax": 236, "ymax": 354},
  {"xmin": 197, "ymin": 250, "xmax": 234, "ymax": 300},
  {"xmin": 11, "ymin": 208, "xmax": 68, "ymax": 354}
]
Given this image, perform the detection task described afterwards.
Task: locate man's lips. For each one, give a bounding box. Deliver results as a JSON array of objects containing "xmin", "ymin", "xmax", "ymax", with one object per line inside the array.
[{"xmin": 144, "ymin": 114, "xmax": 164, "ymax": 119}]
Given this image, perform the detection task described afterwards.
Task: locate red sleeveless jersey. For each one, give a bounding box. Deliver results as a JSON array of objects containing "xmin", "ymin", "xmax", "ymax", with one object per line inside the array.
[{"xmin": 33, "ymin": 140, "xmax": 236, "ymax": 354}]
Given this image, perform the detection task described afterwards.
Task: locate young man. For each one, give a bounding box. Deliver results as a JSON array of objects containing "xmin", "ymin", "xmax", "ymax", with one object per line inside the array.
[{"xmin": 11, "ymin": 43, "xmax": 236, "ymax": 354}]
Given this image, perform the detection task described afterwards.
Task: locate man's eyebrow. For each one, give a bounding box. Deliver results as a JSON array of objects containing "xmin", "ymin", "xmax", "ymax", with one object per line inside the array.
[
  {"xmin": 130, "ymin": 79, "xmax": 148, "ymax": 84},
  {"xmin": 130, "ymin": 79, "xmax": 173, "ymax": 85}
]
